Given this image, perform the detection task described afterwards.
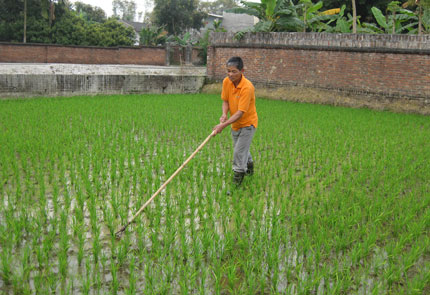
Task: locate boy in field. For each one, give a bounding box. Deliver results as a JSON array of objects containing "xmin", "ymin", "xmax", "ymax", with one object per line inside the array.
[{"xmin": 212, "ymin": 56, "xmax": 258, "ymax": 186}]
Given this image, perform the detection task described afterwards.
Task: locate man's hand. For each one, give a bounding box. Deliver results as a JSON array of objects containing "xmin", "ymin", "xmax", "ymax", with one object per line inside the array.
[
  {"xmin": 213, "ymin": 111, "xmax": 243, "ymax": 136},
  {"xmin": 213, "ymin": 123, "xmax": 225, "ymax": 135},
  {"xmin": 220, "ymin": 114, "xmax": 227, "ymax": 123}
]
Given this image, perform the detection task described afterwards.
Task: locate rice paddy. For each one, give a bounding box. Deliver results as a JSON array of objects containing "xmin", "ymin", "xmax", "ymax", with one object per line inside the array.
[{"xmin": 0, "ymin": 94, "xmax": 429, "ymax": 294}]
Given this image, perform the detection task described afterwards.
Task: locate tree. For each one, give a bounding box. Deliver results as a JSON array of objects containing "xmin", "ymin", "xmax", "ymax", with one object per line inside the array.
[
  {"xmin": 86, "ymin": 18, "xmax": 136, "ymax": 46},
  {"xmin": 0, "ymin": 0, "xmax": 135, "ymax": 46},
  {"xmin": 73, "ymin": 1, "xmax": 107, "ymax": 23},
  {"xmin": 199, "ymin": 0, "xmax": 239, "ymax": 15},
  {"xmin": 112, "ymin": 0, "xmax": 137, "ymax": 21},
  {"xmin": 322, "ymin": 0, "xmax": 393, "ymax": 22},
  {"xmin": 153, "ymin": 0, "xmax": 206, "ymax": 35},
  {"xmin": 24, "ymin": 0, "xmax": 27, "ymax": 42},
  {"xmin": 352, "ymin": 0, "xmax": 357, "ymax": 32}
]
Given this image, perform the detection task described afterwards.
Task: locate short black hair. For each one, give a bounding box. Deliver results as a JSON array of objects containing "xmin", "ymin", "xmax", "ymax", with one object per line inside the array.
[{"xmin": 226, "ymin": 56, "xmax": 244, "ymax": 70}]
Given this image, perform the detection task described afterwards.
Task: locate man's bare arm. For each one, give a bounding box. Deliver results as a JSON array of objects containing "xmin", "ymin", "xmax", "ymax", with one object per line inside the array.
[
  {"xmin": 213, "ymin": 110, "xmax": 243, "ymax": 135},
  {"xmin": 220, "ymin": 101, "xmax": 229, "ymax": 123}
]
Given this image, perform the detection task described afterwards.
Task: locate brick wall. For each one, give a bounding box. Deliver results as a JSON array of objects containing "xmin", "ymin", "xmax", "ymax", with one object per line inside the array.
[
  {"xmin": 207, "ymin": 32, "xmax": 430, "ymax": 99},
  {"xmin": 0, "ymin": 43, "xmax": 205, "ymax": 66},
  {"xmin": 0, "ymin": 43, "xmax": 166, "ymax": 65}
]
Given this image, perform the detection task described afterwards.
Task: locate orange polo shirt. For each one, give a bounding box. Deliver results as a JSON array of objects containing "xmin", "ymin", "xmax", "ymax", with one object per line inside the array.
[{"xmin": 221, "ymin": 75, "xmax": 258, "ymax": 131}]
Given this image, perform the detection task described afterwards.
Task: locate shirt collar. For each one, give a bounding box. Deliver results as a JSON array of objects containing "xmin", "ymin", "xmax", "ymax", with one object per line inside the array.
[{"xmin": 231, "ymin": 74, "xmax": 245, "ymax": 89}]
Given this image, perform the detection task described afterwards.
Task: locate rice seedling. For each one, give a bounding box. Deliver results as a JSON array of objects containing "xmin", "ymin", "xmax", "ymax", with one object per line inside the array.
[{"xmin": 0, "ymin": 94, "xmax": 429, "ymax": 294}]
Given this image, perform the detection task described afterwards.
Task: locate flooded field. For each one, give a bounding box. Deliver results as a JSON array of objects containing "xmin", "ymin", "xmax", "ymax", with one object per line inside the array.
[{"xmin": 1, "ymin": 94, "xmax": 429, "ymax": 294}]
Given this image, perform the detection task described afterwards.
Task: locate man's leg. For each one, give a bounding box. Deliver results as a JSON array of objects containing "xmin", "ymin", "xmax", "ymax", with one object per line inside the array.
[{"xmin": 231, "ymin": 126, "xmax": 256, "ymax": 185}]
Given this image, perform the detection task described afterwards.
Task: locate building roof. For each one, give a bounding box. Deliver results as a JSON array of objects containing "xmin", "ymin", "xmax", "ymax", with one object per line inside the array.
[{"xmin": 118, "ymin": 20, "xmax": 146, "ymax": 33}]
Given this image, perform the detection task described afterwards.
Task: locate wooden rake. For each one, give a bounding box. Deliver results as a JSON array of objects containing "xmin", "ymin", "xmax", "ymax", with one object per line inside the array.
[{"xmin": 115, "ymin": 131, "xmax": 216, "ymax": 238}]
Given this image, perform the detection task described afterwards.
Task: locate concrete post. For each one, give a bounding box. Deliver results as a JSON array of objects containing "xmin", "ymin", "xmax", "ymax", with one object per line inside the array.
[
  {"xmin": 185, "ymin": 44, "xmax": 192, "ymax": 66},
  {"xmin": 165, "ymin": 42, "xmax": 171, "ymax": 66}
]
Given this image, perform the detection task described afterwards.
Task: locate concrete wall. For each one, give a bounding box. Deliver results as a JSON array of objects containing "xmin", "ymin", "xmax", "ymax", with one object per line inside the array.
[
  {"xmin": 0, "ymin": 64, "xmax": 207, "ymax": 98},
  {"xmin": 207, "ymin": 32, "xmax": 430, "ymax": 100},
  {"xmin": 221, "ymin": 12, "xmax": 258, "ymax": 33}
]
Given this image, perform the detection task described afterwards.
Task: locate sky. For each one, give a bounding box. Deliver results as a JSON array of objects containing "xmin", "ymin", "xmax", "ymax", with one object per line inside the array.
[{"xmin": 71, "ymin": 0, "xmax": 150, "ymax": 21}]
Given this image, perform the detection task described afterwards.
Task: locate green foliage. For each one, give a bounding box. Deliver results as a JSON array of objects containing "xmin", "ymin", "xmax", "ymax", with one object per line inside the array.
[
  {"xmin": 167, "ymin": 31, "xmax": 194, "ymax": 46},
  {"xmin": 112, "ymin": 0, "xmax": 137, "ymax": 21},
  {"xmin": 153, "ymin": 0, "xmax": 206, "ymax": 35},
  {"xmin": 321, "ymin": 0, "xmax": 393, "ymax": 22},
  {"xmin": 296, "ymin": 0, "xmax": 334, "ymax": 32},
  {"xmin": 369, "ymin": 5, "xmax": 419, "ymax": 34},
  {"xmin": 196, "ymin": 19, "xmax": 226, "ymax": 64},
  {"xmin": 74, "ymin": 1, "xmax": 107, "ymax": 23},
  {"xmin": 0, "ymin": 0, "xmax": 135, "ymax": 46},
  {"xmin": 402, "ymin": 0, "xmax": 430, "ymax": 34},
  {"xmin": 0, "ymin": 0, "xmax": 429, "ymax": 46},
  {"xmin": 424, "ymin": 8, "xmax": 430, "ymax": 32},
  {"xmin": 139, "ymin": 25, "xmax": 167, "ymax": 46},
  {"xmin": 229, "ymin": 0, "xmax": 304, "ymax": 36},
  {"xmin": 199, "ymin": 0, "xmax": 239, "ymax": 15}
]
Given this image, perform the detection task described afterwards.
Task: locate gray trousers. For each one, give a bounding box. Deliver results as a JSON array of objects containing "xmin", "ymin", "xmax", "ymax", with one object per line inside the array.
[{"xmin": 231, "ymin": 126, "xmax": 256, "ymax": 173}]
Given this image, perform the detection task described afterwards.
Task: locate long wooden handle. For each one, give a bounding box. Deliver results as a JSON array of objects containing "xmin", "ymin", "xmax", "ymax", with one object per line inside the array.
[{"xmin": 116, "ymin": 131, "xmax": 215, "ymax": 237}]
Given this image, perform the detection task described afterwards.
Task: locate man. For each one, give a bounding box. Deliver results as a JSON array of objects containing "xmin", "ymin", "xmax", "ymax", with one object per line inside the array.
[{"xmin": 213, "ymin": 56, "xmax": 258, "ymax": 186}]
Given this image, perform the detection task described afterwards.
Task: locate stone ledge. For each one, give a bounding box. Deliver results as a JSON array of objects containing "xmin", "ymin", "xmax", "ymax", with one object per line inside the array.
[
  {"xmin": 210, "ymin": 32, "xmax": 430, "ymax": 51},
  {"xmin": 0, "ymin": 64, "xmax": 207, "ymax": 98},
  {"xmin": 0, "ymin": 63, "xmax": 207, "ymax": 76}
]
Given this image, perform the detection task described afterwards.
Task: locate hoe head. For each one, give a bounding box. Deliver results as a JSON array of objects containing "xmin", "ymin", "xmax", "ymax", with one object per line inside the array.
[{"xmin": 115, "ymin": 224, "xmax": 129, "ymax": 239}]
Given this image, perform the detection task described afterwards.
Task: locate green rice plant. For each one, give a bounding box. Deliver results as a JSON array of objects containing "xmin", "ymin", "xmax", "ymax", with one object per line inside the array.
[
  {"xmin": 92, "ymin": 232, "xmax": 101, "ymax": 264},
  {"xmin": 143, "ymin": 259, "xmax": 154, "ymax": 294},
  {"xmin": 1, "ymin": 245, "xmax": 12, "ymax": 285},
  {"xmin": 76, "ymin": 226, "xmax": 85, "ymax": 267},
  {"xmin": 81, "ymin": 257, "xmax": 92, "ymax": 295},
  {"xmin": 126, "ymin": 255, "xmax": 137, "ymax": 295},
  {"xmin": 110, "ymin": 259, "xmax": 119, "ymax": 294},
  {"xmin": 1, "ymin": 94, "xmax": 429, "ymax": 294}
]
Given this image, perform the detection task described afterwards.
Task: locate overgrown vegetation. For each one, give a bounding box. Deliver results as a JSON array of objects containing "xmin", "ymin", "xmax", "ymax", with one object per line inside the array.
[
  {"xmin": 230, "ymin": 0, "xmax": 430, "ymax": 37},
  {"xmin": 1, "ymin": 94, "xmax": 429, "ymax": 294},
  {"xmin": 0, "ymin": 0, "xmax": 136, "ymax": 46},
  {"xmin": 1, "ymin": 1, "xmax": 428, "ymax": 48}
]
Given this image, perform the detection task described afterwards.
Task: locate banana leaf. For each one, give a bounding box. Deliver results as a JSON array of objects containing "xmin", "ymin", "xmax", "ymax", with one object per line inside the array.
[{"xmin": 371, "ymin": 7, "xmax": 389, "ymax": 30}]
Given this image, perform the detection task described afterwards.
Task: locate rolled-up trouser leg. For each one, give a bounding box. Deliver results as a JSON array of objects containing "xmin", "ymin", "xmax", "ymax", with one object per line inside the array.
[{"xmin": 231, "ymin": 126, "xmax": 256, "ymax": 173}]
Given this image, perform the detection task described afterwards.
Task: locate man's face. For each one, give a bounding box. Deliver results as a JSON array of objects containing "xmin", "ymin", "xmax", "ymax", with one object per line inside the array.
[{"xmin": 227, "ymin": 65, "xmax": 243, "ymax": 85}]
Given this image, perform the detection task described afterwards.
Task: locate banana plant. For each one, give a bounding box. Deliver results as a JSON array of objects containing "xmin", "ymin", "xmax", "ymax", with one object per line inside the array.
[
  {"xmin": 316, "ymin": 5, "xmax": 352, "ymax": 33},
  {"xmin": 228, "ymin": 0, "xmax": 304, "ymax": 38},
  {"xmin": 370, "ymin": 3, "xmax": 418, "ymax": 34},
  {"xmin": 402, "ymin": 0, "xmax": 430, "ymax": 34},
  {"xmin": 139, "ymin": 25, "xmax": 167, "ymax": 46},
  {"xmin": 298, "ymin": 0, "xmax": 320, "ymax": 32},
  {"xmin": 296, "ymin": 0, "xmax": 336, "ymax": 32}
]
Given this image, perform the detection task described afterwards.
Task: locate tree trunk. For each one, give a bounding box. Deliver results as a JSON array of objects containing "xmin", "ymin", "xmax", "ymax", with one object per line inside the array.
[
  {"xmin": 392, "ymin": 11, "xmax": 396, "ymax": 34},
  {"xmin": 352, "ymin": 0, "xmax": 357, "ymax": 33},
  {"xmin": 418, "ymin": 4, "xmax": 422, "ymax": 35},
  {"xmin": 49, "ymin": 1, "xmax": 54, "ymax": 27},
  {"xmin": 23, "ymin": 0, "xmax": 27, "ymax": 43},
  {"xmin": 303, "ymin": 6, "xmax": 307, "ymax": 32}
]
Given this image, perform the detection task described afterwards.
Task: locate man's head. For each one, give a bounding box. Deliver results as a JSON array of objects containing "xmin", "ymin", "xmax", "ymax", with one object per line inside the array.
[{"xmin": 226, "ymin": 56, "xmax": 244, "ymax": 85}]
